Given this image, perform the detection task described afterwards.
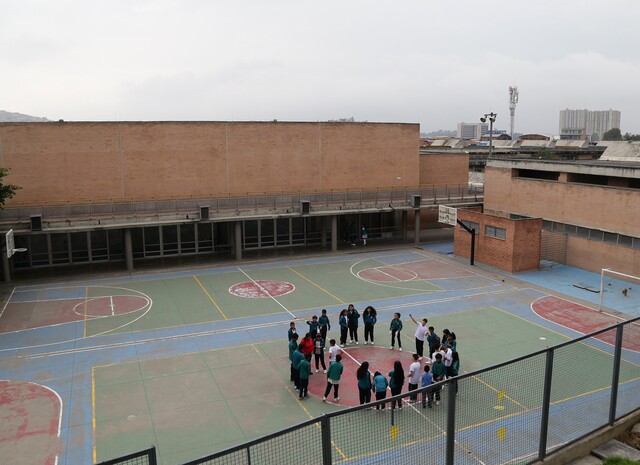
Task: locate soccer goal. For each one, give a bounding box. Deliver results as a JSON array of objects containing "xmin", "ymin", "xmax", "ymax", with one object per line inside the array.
[{"xmin": 599, "ymin": 268, "xmax": 640, "ymax": 312}]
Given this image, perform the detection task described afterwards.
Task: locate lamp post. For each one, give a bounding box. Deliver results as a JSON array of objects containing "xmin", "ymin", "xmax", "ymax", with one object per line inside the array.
[{"xmin": 480, "ymin": 112, "xmax": 497, "ymax": 157}]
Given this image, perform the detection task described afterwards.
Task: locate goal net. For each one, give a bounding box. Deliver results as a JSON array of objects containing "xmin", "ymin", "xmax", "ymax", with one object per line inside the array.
[{"xmin": 599, "ymin": 268, "xmax": 640, "ymax": 314}]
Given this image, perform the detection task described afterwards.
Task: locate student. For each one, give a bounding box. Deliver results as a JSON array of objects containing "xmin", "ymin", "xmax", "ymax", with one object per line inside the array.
[
  {"xmin": 431, "ymin": 353, "xmax": 446, "ymax": 405},
  {"xmin": 441, "ymin": 343, "xmax": 453, "ymax": 378},
  {"xmin": 450, "ymin": 351, "xmax": 460, "ymax": 395},
  {"xmin": 421, "ymin": 364, "xmax": 434, "ymax": 408},
  {"xmin": 446, "ymin": 332, "xmax": 457, "ymax": 352},
  {"xmin": 323, "ymin": 354, "xmax": 344, "ymax": 402},
  {"xmin": 441, "ymin": 329, "xmax": 451, "ymax": 348},
  {"xmin": 347, "ymin": 304, "xmax": 360, "ymax": 344},
  {"xmin": 339, "ymin": 309, "xmax": 348, "ymax": 347},
  {"xmin": 298, "ymin": 354, "xmax": 312, "ymax": 399},
  {"xmin": 289, "ymin": 333, "xmax": 299, "ymax": 382},
  {"xmin": 427, "ymin": 326, "xmax": 441, "ymax": 358},
  {"xmin": 314, "ymin": 333, "xmax": 327, "ymax": 373},
  {"xmin": 300, "ymin": 333, "xmax": 315, "ymax": 358},
  {"xmin": 356, "ymin": 361, "xmax": 372, "ymax": 405},
  {"xmin": 372, "ymin": 371, "xmax": 388, "ymax": 410},
  {"xmin": 388, "ymin": 360, "xmax": 405, "ymax": 410},
  {"xmin": 291, "ymin": 343, "xmax": 305, "ymax": 390},
  {"xmin": 360, "ymin": 224, "xmax": 368, "ymax": 246},
  {"xmin": 306, "ymin": 316, "xmax": 320, "ymax": 340},
  {"xmin": 318, "ymin": 309, "xmax": 331, "ymax": 342},
  {"xmin": 288, "ymin": 321, "xmax": 297, "ymax": 341},
  {"xmin": 328, "ymin": 338, "xmax": 341, "ymax": 364},
  {"xmin": 407, "ymin": 353, "xmax": 421, "ymax": 402},
  {"xmin": 409, "ymin": 314, "xmax": 428, "ymax": 359},
  {"xmin": 389, "ymin": 312, "xmax": 403, "ymax": 351},
  {"xmin": 362, "ymin": 306, "xmax": 377, "ymax": 344}
]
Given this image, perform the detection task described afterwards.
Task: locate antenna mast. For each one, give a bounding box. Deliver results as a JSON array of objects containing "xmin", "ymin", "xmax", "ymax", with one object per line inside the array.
[{"xmin": 509, "ymin": 86, "xmax": 519, "ymax": 139}]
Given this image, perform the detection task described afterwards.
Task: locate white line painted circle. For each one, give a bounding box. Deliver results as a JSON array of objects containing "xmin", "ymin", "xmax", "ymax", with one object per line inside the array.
[{"xmin": 229, "ymin": 280, "xmax": 295, "ymax": 298}]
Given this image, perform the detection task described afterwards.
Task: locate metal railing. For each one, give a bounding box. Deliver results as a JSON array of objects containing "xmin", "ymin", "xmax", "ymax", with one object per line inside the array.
[
  {"xmin": 0, "ymin": 185, "xmax": 483, "ymax": 227},
  {"xmin": 96, "ymin": 446, "xmax": 157, "ymax": 465},
  {"xmin": 102, "ymin": 316, "xmax": 640, "ymax": 465}
]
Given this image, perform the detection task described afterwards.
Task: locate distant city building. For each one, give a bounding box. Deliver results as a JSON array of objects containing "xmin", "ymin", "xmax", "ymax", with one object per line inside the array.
[
  {"xmin": 559, "ymin": 108, "xmax": 620, "ymax": 142},
  {"xmin": 457, "ymin": 122, "xmax": 488, "ymax": 140},
  {"xmin": 560, "ymin": 128, "xmax": 588, "ymax": 141}
]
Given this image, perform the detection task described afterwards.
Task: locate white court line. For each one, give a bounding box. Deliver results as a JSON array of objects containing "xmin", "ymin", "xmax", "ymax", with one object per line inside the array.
[
  {"xmin": 0, "ymin": 286, "xmax": 16, "ymax": 320},
  {"xmin": 236, "ymin": 266, "xmax": 297, "ymax": 319},
  {"xmin": 110, "ymin": 296, "xmax": 115, "ymax": 316},
  {"xmin": 10, "ymin": 319, "xmax": 291, "ymax": 359},
  {"xmin": 372, "ymin": 268, "xmax": 403, "ymax": 282}
]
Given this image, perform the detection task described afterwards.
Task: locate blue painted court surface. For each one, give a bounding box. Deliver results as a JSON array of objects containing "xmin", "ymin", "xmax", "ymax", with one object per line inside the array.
[{"xmin": 0, "ymin": 245, "xmax": 638, "ymax": 465}]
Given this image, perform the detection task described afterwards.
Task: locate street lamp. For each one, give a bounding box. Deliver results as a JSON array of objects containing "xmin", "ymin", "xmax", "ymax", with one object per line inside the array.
[{"xmin": 480, "ymin": 112, "xmax": 497, "ymax": 157}]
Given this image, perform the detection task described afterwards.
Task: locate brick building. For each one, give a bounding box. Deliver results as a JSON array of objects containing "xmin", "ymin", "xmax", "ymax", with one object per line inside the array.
[
  {"xmin": 0, "ymin": 121, "xmax": 478, "ymax": 277},
  {"xmin": 483, "ymin": 158, "xmax": 640, "ymax": 275}
]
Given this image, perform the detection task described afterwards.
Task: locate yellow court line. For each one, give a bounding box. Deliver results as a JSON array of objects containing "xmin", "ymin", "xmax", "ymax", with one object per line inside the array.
[
  {"xmin": 287, "ymin": 267, "xmax": 346, "ymax": 304},
  {"xmin": 83, "ymin": 287, "xmax": 89, "ymax": 338},
  {"xmin": 91, "ymin": 366, "xmax": 97, "ymax": 463},
  {"xmin": 193, "ymin": 275, "xmax": 228, "ymax": 320},
  {"xmin": 469, "ymin": 372, "xmax": 528, "ymax": 409}
]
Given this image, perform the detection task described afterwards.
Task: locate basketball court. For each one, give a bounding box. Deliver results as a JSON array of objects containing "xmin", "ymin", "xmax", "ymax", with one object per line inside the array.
[{"xmin": 1, "ymin": 246, "xmax": 639, "ymax": 465}]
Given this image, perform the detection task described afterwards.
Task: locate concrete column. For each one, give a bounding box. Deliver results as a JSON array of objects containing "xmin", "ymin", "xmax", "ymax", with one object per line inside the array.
[
  {"xmin": 321, "ymin": 217, "xmax": 327, "ymax": 247},
  {"xmin": 331, "ymin": 215, "xmax": 338, "ymax": 252},
  {"xmin": 235, "ymin": 221, "xmax": 243, "ymax": 261},
  {"xmin": 402, "ymin": 211, "xmax": 408, "ymax": 241},
  {"xmin": 2, "ymin": 250, "xmax": 10, "ymax": 283},
  {"xmin": 414, "ymin": 209, "xmax": 421, "ymax": 245},
  {"xmin": 124, "ymin": 228, "xmax": 134, "ymax": 272}
]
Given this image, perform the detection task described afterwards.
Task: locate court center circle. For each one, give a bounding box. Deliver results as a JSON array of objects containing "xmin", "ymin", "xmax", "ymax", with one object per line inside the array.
[{"xmin": 229, "ymin": 280, "xmax": 295, "ymax": 298}]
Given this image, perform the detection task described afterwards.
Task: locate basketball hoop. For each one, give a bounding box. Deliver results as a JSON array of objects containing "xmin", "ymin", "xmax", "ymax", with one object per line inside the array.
[{"xmin": 5, "ymin": 229, "xmax": 27, "ymax": 258}]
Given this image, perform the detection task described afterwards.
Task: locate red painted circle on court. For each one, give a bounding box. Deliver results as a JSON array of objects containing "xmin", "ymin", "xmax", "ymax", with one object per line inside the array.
[{"xmin": 228, "ymin": 280, "xmax": 295, "ymax": 298}]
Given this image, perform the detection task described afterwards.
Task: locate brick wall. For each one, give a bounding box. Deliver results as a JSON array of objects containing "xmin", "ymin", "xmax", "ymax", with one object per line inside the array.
[
  {"xmin": 0, "ymin": 121, "xmax": 420, "ymax": 204},
  {"xmin": 454, "ymin": 209, "xmax": 541, "ymax": 273},
  {"xmin": 567, "ymin": 236, "xmax": 640, "ymax": 275},
  {"xmin": 419, "ymin": 153, "xmax": 469, "ymax": 186}
]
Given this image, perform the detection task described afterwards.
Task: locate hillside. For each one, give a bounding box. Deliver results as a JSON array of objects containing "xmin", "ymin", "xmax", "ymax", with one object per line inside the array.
[{"xmin": 0, "ymin": 110, "xmax": 49, "ymax": 122}]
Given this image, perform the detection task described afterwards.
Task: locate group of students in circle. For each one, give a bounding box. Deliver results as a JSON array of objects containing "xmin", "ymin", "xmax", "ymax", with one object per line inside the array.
[{"xmin": 287, "ymin": 305, "xmax": 460, "ymax": 408}]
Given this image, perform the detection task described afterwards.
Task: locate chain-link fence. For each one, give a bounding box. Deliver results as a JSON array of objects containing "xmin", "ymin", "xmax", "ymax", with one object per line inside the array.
[
  {"xmin": 102, "ymin": 316, "xmax": 640, "ymax": 465},
  {"xmin": 96, "ymin": 446, "xmax": 156, "ymax": 465}
]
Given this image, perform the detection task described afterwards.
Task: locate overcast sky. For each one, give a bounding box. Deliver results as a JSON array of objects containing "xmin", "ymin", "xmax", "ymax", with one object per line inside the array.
[{"xmin": 2, "ymin": 0, "xmax": 639, "ymax": 135}]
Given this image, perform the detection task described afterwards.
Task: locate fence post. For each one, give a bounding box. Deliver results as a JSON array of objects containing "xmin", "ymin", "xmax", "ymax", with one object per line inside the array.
[
  {"xmin": 321, "ymin": 415, "xmax": 332, "ymax": 465},
  {"xmin": 609, "ymin": 324, "xmax": 624, "ymax": 425},
  {"xmin": 445, "ymin": 380, "xmax": 457, "ymax": 465},
  {"xmin": 538, "ymin": 349, "xmax": 554, "ymax": 461},
  {"xmin": 148, "ymin": 445, "xmax": 158, "ymax": 465}
]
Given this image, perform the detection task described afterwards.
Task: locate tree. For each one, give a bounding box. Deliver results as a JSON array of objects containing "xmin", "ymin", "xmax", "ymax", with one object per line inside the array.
[
  {"xmin": 0, "ymin": 168, "xmax": 21, "ymax": 208},
  {"xmin": 623, "ymin": 132, "xmax": 640, "ymax": 141},
  {"xmin": 602, "ymin": 128, "xmax": 623, "ymax": 141}
]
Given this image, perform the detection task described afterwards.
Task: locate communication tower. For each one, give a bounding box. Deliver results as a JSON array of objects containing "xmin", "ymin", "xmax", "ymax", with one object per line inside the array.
[{"xmin": 509, "ymin": 86, "xmax": 519, "ymax": 139}]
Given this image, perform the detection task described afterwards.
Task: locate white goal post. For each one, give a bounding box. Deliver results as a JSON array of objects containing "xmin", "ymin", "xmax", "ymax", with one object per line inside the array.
[{"xmin": 599, "ymin": 268, "xmax": 640, "ymax": 312}]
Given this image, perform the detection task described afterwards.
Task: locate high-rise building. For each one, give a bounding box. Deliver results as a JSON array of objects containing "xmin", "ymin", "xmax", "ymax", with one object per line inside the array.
[
  {"xmin": 559, "ymin": 109, "xmax": 621, "ymax": 142},
  {"xmin": 457, "ymin": 122, "xmax": 488, "ymax": 140}
]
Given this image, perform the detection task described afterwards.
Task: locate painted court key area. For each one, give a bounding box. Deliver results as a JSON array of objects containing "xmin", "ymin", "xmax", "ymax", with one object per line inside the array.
[{"xmin": 228, "ymin": 280, "xmax": 295, "ymax": 298}]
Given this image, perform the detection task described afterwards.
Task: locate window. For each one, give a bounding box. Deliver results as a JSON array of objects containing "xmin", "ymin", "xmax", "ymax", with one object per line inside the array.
[
  {"xmin": 459, "ymin": 220, "xmax": 479, "ymax": 233},
  {"xmin": 485, "ymin": 225, "xmax": 506, "ymax": 240}
]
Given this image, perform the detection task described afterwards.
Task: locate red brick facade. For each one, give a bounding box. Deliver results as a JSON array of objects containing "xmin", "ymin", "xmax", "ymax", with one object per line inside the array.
[{"xmin": 454, "ymin": 209, "xmax": 541, "ymax": 273}]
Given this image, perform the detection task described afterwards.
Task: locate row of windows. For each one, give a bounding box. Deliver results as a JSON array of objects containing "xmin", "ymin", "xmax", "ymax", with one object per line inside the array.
[
  {"xmin": 542, "ymin": 220, "xmax": 640, "ymax": 249},
  {"xmin": 11, "ymin": 213, "xmax": 399, "ymax": 269},
  {"xmin": 458, "ymin": 221, "xmax": 506, "ymax": 240}
]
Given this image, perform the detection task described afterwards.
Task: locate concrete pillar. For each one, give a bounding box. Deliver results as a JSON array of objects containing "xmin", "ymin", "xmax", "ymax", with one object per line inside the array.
[
  {"xmin": 124, "ymin": 228, "xmax": 134, "ymax": 272},
  {"xmin": 2, "ymin": 250, "xmax": 10, "ymax": 283},
  {"xmin": 321, "ymin": 217, "xmax": 327, "ymax": 247},
  {"xmin": 331, "ymin": 215, "xmax": 338, "ymax": 252},
  {"xmin": 235, "ymin": 221, "xmax": 243, "ymax": 261},
  {"xmin": 402, "ymin": 211, "xmax": 408, "ymax": 241},
  {"xmin": 414, "ymin": 209, "xmax": 421, "ymax": 245}
]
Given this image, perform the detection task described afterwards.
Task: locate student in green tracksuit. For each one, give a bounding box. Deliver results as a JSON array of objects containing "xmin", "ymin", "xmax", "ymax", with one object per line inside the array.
[
  {"xmin": 298, "ymin": 354, "xmax": 312, "ymax": 399},
  {"xmin": 450, "ymin": 351, "xmax": 460, "ymax": 395},
  {"xmin": 318, "ymin": 309, "xmax": 331, "ymax": 342},
  {"xmin": 389, "ymin": 312, "xmax": 403, "ymax": 351},
  {"xmin": 289, "ymin": 333, "xmax": 299, "ymax": 383},
  {"xmin": 323, "ymin": 354, "xmax": 344, "ymax": 402},
  {"xmin": 431, "ymin": 353, "xmax": 446, "ymax": 405}
]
